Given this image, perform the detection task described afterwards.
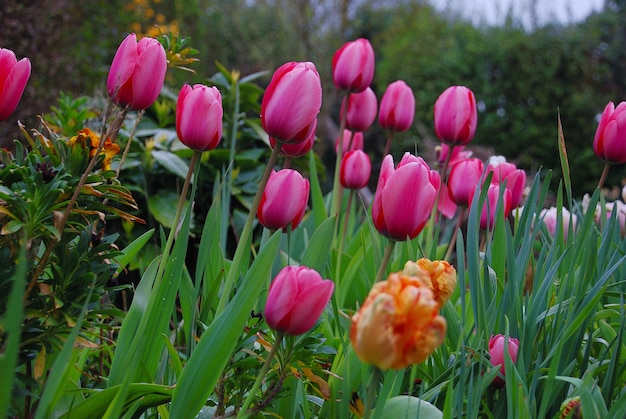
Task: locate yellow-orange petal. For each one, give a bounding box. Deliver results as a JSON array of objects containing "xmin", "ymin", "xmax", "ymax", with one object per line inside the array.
[{"xmin": 402, "ymin": 259, "xmax": 457, "ymax": 306}]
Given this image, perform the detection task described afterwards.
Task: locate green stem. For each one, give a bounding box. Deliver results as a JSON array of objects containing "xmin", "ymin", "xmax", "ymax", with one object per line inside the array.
[
  {"xmin": 597, "ymin": 162, "xmax": 610, "ymax": 190},
  {"xmin": 238, "ymin": 333, "xmax": 284, "ymax": 419},
  {"xmin": 374, "ymin": 240, "xmax": 396, "ymax": 283},
  {"xmin": 335, "ymin": 189, "xmax": 354, "ymax": 284},
  {"xmin": 153, "ymin": 150, "xmax": 200, "ymax": 287},
  {"xmin": 330, "ymin": 92, "xmax": 350, "ymax": 219},
  {"xmin": 216, "ymin": 141, "xmax": 282, "ymax": 315},
  {"xmin": 444, "ymin": 205, "xmax": 466, "ymax": 262},
  {"xmin": 221, "ymin": 77, "xmax": 241, "ymax": 250},
  {"xmin": 363, "ymin": 366, "xmax": 381, "ymax": 419}
]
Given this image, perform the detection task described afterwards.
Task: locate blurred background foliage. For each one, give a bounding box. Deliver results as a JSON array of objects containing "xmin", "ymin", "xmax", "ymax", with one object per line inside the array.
[{"xmin": 2, "ymin": 0, "xmax": 626, "ymax": 196}]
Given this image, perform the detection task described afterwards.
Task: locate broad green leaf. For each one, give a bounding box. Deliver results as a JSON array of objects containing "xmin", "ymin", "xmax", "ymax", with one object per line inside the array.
[
  {"xmin": 152, "ymin": 149, "xmax": 191, "ymax": 180},
  {"xmin": 374, "ymin": 395, "xmax": 443, "ymax": 419}
]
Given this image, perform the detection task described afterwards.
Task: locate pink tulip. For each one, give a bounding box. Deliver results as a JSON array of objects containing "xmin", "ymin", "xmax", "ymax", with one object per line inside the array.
[
  {"xmin": 264, "ymin": 265, "xmax": 334, "ymax": 335},
  {"xmin": 593, "ymin": 101, "xmax": 626, "ymax": 164},
  {"xmin": 539, "ymin": 207, "xmax": 577, "ymax": 240},
  {"xmin": 332, "ymin": 38, "xmax": 375, "ymax": 93},
  {"xmin": 334, "ymin": 130, "xmax": 364, "ymax": 154},
  {"xmin": 107, "ymin": 33, "xmax": 167, "ymax": 110},
  {"xmin": 341, "ymin": 87, "xmax": 378, "ymax": 132},
  {"xmin": 438, "ymin": 183, "xmax": 458, "ymax": 219},
  {"xmin": 470, "ymin": 183, "xmax": 512, "ymax": 230},
  {"xmin": 433, "ymin": 85, "xmax": 478, "ymax": 146},
  {"xmin": 261, "ymin": 61, "xmax": 322, "ymax": 144},
  {"xmin": 489, "ymin": 334, "xmax": 519, "ymax": 387},
  {"xmin": 176, "ymin": 84, "xmax": 223, "ymax": 151},
  {"xmin": 378, "ymin": 80, "xmax": 415, "ymax": 132},
  {"xmin": 340, "ymin": 150, "xmax": 371, "ymax": 190},
  {"xmin": 270, "ymin": 119, "xmax": 317, "ymax": 158},
  {"xmin": 436, "ymin": 144, "xmax": 473, "ymax": 168},
  {"xmin": 486, "ymin": 157, "xmax": 527, "ymax": 208},
  {"xmin": 257, "ymin": 169, "xmax": 310, "ymax": 231},
  {"xmin": 0, "ymin": 48, "xmax": 31, "ymax": 120},
  {"xmin": 372, "ymin": 153, "xmax": 440, "ymax": 241},
  {"xmin": 448, "ymin": 158, "xmax": 484, "ymax": 207}
]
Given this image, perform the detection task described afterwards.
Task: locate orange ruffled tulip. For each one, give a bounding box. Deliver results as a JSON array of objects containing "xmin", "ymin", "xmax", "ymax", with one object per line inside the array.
[
  {"xmin": 401, "ymin": 259, "xmax": 457, "ymax": 306},
  {"xmin": 350, "ymin": 271, "xmax": 448, "ymax": 370}
]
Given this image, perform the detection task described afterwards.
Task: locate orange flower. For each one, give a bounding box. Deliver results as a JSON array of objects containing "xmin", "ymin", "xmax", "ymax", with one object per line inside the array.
[
  {"xmin": 350, "ymin": 272, "xmax": 447, "ymax": 370},
  {"xmin": 68, "ymin": 128, "xmax": 120, "ymax": 171},
  {"xmin": 401, "ymin": 259, "xmax": 457, "ymax": 306}
]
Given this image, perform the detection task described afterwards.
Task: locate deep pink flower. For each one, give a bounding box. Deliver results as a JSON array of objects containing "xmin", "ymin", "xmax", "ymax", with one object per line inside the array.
[
  {"xmin": 0, "ymin": 48, "xmax": 31, "ymax": 120},
  {"xmin": 257, "ymin": 169, "xmax": 310, "ymax": 231},
  {"xmin": 486, "ymin": 157, "xmax": 527, "ymax": 208},
  {"xmin": 489, "ymin": 334, "xmax": 519, "ymax": 387},
  {"xmin": 270, "ymin": 119, "xmax": 317, "ymax": 158},
  {"xmin": 593, "ymin": 101, "xmax": 626, "ymax": 164},
  {"xmin": 334, "ymin": 130, "xmax": 364, "ymax": 154},
  {"xmin": 107, "ymin": 33, "xmax": 167, "ymax": 110},
  {"xmin": 539, "ymin": 207, "xmax": 577, "ymax": 240},
  {"xmin": 176, "ymin": 84, "xmax": 223, "ymax": 151},
  {"xmin": 341, "ymin": 87, "xmax": 378, "ymax": 132},
  {"xmin": 448, "ymin": 158, "xmax": 484, "ymax": 207},
  {"xmin": 470, "ymin": 183, "xmax": 512, "ymax": 230},
  {"xmin": 378, "ymin": 80, "xmax": 415, "ymax": 132},
  {"xmin": 372, "ymin": 153, "xmax": 440, "ymax": 241},
  {"xmin": 433, "ymin": 86, "xmax": 478, "ymax": 146},
  {"xmin": 340, "ymin": 150, "xmax": 371, "ymax": 190},
  {"xmin": 332, "ymin": 38, "xmax": 375, "ymax": 93},
  {"xmin": 261, "ymin": 61, "xmax": 322, "ymax": 144},
  {"xmin": 438, "ymin": 183, "xmax": 458, "ymax": 220},
  {"xmin": 436, "ymin": 144, "xmax": 473, "ymax": 168},
  {"xmin": 265, "ymin": 265, "xmax": 334, "ymax": 335}
]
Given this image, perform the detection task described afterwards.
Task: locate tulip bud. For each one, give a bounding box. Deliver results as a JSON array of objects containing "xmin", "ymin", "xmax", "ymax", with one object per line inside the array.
[
  {"xmin": 332, "ymin": 38, "xmax": 375, "ymax": 93},
  {"xmin": 378, "ymin": 80, "xmax": 415, "ymax": 132},
  {"xmin": 486, "ymin": 157, "xmax": 527, "ymax": 208},
  {"xmin": 433, "ymin": 85, "xmax": 478, "ymax": 146},
  {"xmin": 0, "ymin": 48, "xmax": 31, "ymax": 120},
  {"xmin": 265, "ymin": 265, "xmax": 334, "ymax": 335},
  {"xmin": 448, "ymin": 158, "xmax": 484, "ymax": 207},
  {"xmin": 539, "ymin": 206, "xmax": 577, "ymax": 240},
  {"xmin": 401, "ymin": 259, "xmax": 457, "ymax": 306},
  {"xmin": 372, "ymin": 153, "xmax": 440, "ymax": 241},
  {"xmin": 435, "ymin": 144, "xmax": 473, "ymax": 168},
  {"xmin": 270, "ymin": 119, "xmax": 317, "ymax": 159},
  {"xmin": 334, "ymin": 129, "xmax": 364, "ymax": 154},
  {"xmin": 261, "ymin": 61, "xmax": 322, "ymax": 144},
  {"xmin": 257, "ymin": 169, "xmax": 310, "ymax": 231},
  {"xmin": 488, "ymin": 334, "xmax": 519, "ymax": 387},
  {"xmin": 340, "ymin": 87, "xmax": 378, "ymax": 132},
  {"xmin": 340, "ymin": 150, "xmax": 371, "ymax": 190},
  {"xmin": 351, "ymin": 272, "xmax": 447, "ymax": 369},
  {"xmin": 176, "ymin": 84, "xmax": 223, "ymax": 151},
  {"xmin": 107, "ymin": 33, "xmax": 167, "ymax": 110},
  {"xmin": 593, "ymin": 101, "xmax": 626, "ymax": 164}
]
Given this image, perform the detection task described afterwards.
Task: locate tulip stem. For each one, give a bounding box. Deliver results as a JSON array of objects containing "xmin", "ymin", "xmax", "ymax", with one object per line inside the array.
[
  {"xmin": 330, "ymin": 93, "xmax": 350, "ymax": 220},
  {"xmin": 382, "ymin": 131, "xmax": 394, "ymax": 157},
  {"xmin": 336, "ymin": 190, "xmax": 355, "ymax": 283},
  {"xmin": 238, "ymin": 332, "xmax": 284, "ymax": 419},
  {"xmin": 445, "ymin": 206, "xmax": 466, "ymax": 262},
  {"xmin": 216, "ymin": 141, "xmax": 282, "ymax": 316},
  {"xmin": 375, "ymin": 240, "xmax": 396, "ymax": 283},
  {"xmin": 597, "ymin": 162, "xmax": 610, "ymax": 190},
  {"xmin": 115, "ymin": 110, "xmax": 144, "ymax": 178},
  {"xmin": 363, "ymin": 366, "xmax": 382, "ymax": 419}
]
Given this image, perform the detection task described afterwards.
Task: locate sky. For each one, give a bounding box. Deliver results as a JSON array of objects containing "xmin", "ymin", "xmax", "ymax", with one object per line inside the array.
[{"xmin": 429, "ymin": 0, "xmax": 605, "ymax": 28}]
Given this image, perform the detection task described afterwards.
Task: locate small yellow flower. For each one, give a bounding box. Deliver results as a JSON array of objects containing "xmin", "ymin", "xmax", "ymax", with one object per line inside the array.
[
  {"xmin": 402, "ymin": 259, "xmax": 457, "ymax": 306},
  {"xmin": 350, "ymin": 272, "xmax": 447, "ymax": 370}
]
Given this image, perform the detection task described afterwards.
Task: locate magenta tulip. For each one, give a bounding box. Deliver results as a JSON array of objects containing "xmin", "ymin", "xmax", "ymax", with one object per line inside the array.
[
  {"xmin": 448, "ymin": 158, "xmax": 484, "ymax": 207},
  {"xmin": 107, "ymin": 33, "xmax": 167, "ymax": 110},
  {"xmin": 270, "ymin": 119, "xmax": 317, "ymax": 158},
  {"xmin": 489, "ymin": 334, "xmax": 519, "ymax": 387},
  {"xmin": 378, "ymin": 80, "xmax": 415, "ymax": 132},
  {"xmin": 341, "ymin": 87, "xmax": 378, "ymax": 132},
  {"xmin": 470, "ymin": 183, "xmax": 512, "ymax": 230},
  {"xmin": 486, "ymin": 158, "xmax": 527, "ymax": 208},
  {"xmin": 593, "ymin": 101, "xmax": 626, "ymax": 164},
  {"xmin": 335, "ymin": 130, "xmax": 364, "ymax": 154},
  {"xmin": 438, "ymin": 183, "xmax": 458, "ymax": 220},
  {"xmin": 257, "ymin": 169, "xmax": 310, "ymax": 231},
  {"xmin": 176, "ymin": 84, "xmax": 223, "ymax": 151},
  {"xmin": 264, "ymin": 265, "xmax": 334, "ymax": 335},
  {"xmin": 433, "ymin": 85, "xmax": 478, "ymax": 146},
  {"xmin": 0, "ymin": 48, "xmax": 31, "ymax": 120},
  {"xmin": 372, "ymin": 153, "xmax": 440, "ymax": 241},
  {"xmin": 340, "ymin": 150, "xmax": 371, "ymax": 190},
  {"xmin": 436, "ymin": 144, "xmax": 473, "ymax": 168},
  {"xmin": 261, "ymin": 61, "xmax": 322, "ymax": 144},
  {"xmin": 332, "ymin": 38, "xmax": 375, "ymax": 93}
]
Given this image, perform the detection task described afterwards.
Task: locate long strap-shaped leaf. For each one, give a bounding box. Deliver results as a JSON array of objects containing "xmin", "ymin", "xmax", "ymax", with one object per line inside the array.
[{"xmin": 169, "ymin": 230, "xmax": 281, "ymax": 418}]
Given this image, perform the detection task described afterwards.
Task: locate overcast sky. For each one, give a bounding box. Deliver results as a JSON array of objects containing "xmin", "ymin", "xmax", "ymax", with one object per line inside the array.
[{"xmin": 429, "ymin": 0, "xmax": 605, "ymax": 27}]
